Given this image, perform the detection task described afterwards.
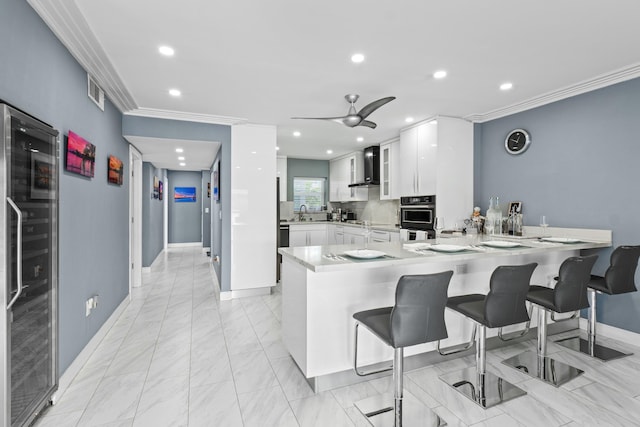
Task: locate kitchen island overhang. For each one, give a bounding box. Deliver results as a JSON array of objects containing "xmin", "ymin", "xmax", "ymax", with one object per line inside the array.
[{"xmin": 279, "ymin": 229, "xmax": 611, "ymax": 391}]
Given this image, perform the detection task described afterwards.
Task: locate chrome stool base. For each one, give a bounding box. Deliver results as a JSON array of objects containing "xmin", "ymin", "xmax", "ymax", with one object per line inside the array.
[
  {"xmin": 502, "ymin": 351, "xmax": 583, "ymax": 387},
  {"xmin": 555, "ymin": 336, "xmax": 632, "ymax": 361},
  {"xmin": 354, "ymin": 393, "xmax": 445, "ymax": 427},
  {"xmin": 439, "ymin": 367, "xmax": 526, "ymax": 409}
]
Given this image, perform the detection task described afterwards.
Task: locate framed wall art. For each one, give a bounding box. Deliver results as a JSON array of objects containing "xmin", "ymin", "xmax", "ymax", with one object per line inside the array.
[
  {"xmin": 174, "ymin": 186, "xmax": 196, "ymax": 203},
  {"xmin": 107, "ymin": 155, "xmax": 123, "ymax": 185},
  {"xmin": 65, "ymin": 130, "xmax": 95, "ymax": 178}
]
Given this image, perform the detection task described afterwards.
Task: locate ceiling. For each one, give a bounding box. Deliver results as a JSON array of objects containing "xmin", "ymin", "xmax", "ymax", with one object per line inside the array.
[{"xmin": 29, "ymin": 0, "xmax": 640, "ymax": 170}]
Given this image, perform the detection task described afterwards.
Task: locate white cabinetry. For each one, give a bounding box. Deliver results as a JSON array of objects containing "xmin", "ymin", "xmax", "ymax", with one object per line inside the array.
[
  {"xmin": 370, "ymin": 230, "xmax": 391, "ymax": 243},
  {"xmin": 399, "ymin": 122, "xmax": 437, "ymax": 197},
  {"xmin": 344, "ymin": 227, "xmax": 365, "ymax": 245},
  {"xmin": 329, "ymin": 152, "xmax": 368, "ymax": 202},
  {"xmin": 276, "ymin": 156, "xmax": 287, "ymax": 201},
  {"xmin": 398, "ymin": 117, "xmax": 473, "ymax": 223},
  {"xmin": 327, "ymin": 224, "xmax": 344, "ymax": 245},
  {"xmin": 379, "ymin": 139, "xmax": 399, "ymax": 200},
  {"xmin": 290, "ymin": 224, "xmax": 327, "ymax": 247}
]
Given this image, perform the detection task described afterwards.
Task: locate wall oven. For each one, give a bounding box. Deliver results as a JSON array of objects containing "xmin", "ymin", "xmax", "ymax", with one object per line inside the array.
[{"xmin": 400, "ymin": 195, "xmax": 436, "ymax": 240}]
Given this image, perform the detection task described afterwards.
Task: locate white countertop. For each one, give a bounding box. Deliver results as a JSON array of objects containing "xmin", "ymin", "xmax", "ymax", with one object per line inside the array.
[
  {"xmin": 279, "ymin": 230, "xmax": 611, "ymax": 273},
  {"xmin": 281, "ymin": 220, "xmax": 401, "ymax": 233}
]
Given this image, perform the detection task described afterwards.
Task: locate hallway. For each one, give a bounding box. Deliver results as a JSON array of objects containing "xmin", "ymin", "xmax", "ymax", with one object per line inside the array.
[{"xmin": 35, "ymin": 247, "xmax": 640, "ymax": 426}]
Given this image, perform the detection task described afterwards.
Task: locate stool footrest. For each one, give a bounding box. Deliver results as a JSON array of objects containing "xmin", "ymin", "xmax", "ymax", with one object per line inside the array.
[
  {"xmin": 354, "ymin": 393, "xmax": 445, "ymax": 427},
  {"xmin": 439, "ymin": 367, "xmax": 526, "ymax": 409},
  {"xmin": 554, "ymin": 336, "xmax": 632, "ymax": 361},
  {"xmin": 502, "ymin": 351, "xmax": 583, "ymax": 387}
]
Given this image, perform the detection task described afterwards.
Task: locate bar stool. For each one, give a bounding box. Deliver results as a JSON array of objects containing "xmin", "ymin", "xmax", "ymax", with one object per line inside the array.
[
  {"xmin": 438, "ymin": 263, "xmax": 537, "ymax": 409},
  {"xmin": 353, "ymin": 271, "xmax": 453, "ymax": 427},
  {"xmin": 556, "ymin": 245, "xmax": 640, "ymax": 361},
  {"xmin": 503, "ymin": 255, "xmax": 598, "ymax": 387}
]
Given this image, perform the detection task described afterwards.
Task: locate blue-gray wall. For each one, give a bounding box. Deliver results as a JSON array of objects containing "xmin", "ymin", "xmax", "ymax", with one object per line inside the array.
[
  {"xmin": 142, "ymin": 163, "xmax": 165, "ymax": 266},
  {"xmin": 287, "ymin": 158, "xmax": 330, "ymax": 202},
  {"xmin": 1, "ymin": 0, "xmax": 130, "ymax": 372},
  {"xmin": 168, "ymin": 170, "xmax": 203, "ymax": 243},
  {"xmin": 475, "ymin": 77, "xmax": 640, "ymax": 333}
]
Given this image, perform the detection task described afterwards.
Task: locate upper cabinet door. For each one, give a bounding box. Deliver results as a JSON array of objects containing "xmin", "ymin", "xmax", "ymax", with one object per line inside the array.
[
  {"xmin": 380, "ymin": 140, "xmax": 399, "ymax": 200},
  {"xmin": 398, "ymin": 126, "xmax": 418, "ymax": 196},
  {"xmin": 416, "ymin": 122, "xmax": 437, "ymax": 196}
]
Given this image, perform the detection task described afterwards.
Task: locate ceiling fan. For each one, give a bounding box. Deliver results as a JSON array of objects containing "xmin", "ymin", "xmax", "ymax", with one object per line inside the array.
[{"xmin": 292, "ymin": 94, "xmax": 396, "ymax": 129}]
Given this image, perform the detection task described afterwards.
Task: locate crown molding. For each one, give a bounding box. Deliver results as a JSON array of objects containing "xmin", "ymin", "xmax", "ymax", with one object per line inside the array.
[
  {"xmin": 27, "ymin": 0, "xmax": 137, "ymax": 112},
  {"xmin": 125, "ymin": 108, "xmax": 246, "ymax": 126},
  {"xmin": 466, "ymin": 63, "xmax": 640, "ymax": 123}
]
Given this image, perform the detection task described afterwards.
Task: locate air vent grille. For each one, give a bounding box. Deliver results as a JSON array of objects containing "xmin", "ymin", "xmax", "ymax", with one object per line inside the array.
[{"xmin": 87, "ymin": 74, "xmax": 104, "ymax": 111}]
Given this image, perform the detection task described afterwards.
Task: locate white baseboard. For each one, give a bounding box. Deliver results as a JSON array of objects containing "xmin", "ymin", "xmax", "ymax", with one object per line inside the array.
[
  {"xmin": 220, "ymin": 286, "xmax": 272, "ymax": 301},
  {"xmin": 579, "ymin": 318, "xmax": 640, "ymax": 348},
  {"xmin": 53, "ymin": 296, "xmax": 130, "ymax": 404},
  {"xmin": 168, "ymin": 242, "xmax": 203, "ymax": 248},
  {"xmin": 142, "ymin": 249, "xmax": 166, "ymax": 273}
]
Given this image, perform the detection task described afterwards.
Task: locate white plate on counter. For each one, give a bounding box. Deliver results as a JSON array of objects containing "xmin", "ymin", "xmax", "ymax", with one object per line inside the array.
[
  {"xmin": 429, "ymin": 244, "xmax": 468, "ymax": 253},
  {"xmin": 540, "ymin": 237, "xmax": 581, "ymax": 243},
  {"xmin": 343, "ymin": 249, "xmax": 387, "ymax": 259},
  {"xmin": 481, "ymin": 240, "xmax": 521, "ymax": 248}
]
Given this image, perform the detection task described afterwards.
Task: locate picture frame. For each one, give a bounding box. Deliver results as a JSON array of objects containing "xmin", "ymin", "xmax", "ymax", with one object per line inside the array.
[
  {"xmin": 31, "ymin": 151, "xmax": 56, "ymax": 199},
  {"xmin": 213, "ymin": 159, "xmax": 220, "ymax": 202},
  {"xmin": 153, "ymin": 176, "xmax": 159, "ymax": 199},
  {"xmin": 107, "ymin": 155, "xmax": 123, "ymax": 185},
  {"xmin": 174, "ymin": 186, "xmax": 196, "ymax": 203},
  {"xmin": 508, "ymin": 201, "xmax": 522, "ymax": 215},
  {"xmin": 65, "ymin": 130, "xmax": 95, "ymax": 178}
]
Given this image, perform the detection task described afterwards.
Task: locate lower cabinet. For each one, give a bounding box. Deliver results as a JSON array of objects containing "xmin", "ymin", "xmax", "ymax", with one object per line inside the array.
[
  {"xmin": 344, "ymin": 228, "xmax": 365, "ymax": 245},
  {"xmin": 289, "ymin": 224, "xmax": 328, "ymax": 247}
]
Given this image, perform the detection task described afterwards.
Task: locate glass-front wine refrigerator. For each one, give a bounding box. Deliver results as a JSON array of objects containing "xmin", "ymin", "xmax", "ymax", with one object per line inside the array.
[{"xmin": 1, "ymin": 103, "xmax": 59, "ymax": 427}]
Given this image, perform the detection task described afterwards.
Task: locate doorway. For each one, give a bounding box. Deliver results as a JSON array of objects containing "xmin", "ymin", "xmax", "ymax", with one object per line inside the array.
[{"xmin": 129, "ymin": 145, "xmax": 143, "ymax": 292}]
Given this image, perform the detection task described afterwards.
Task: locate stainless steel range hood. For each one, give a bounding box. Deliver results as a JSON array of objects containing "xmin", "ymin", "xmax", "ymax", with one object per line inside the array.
[{"xmin": 348, "ymin": 145, "xmax": 379, "ymax": 187}]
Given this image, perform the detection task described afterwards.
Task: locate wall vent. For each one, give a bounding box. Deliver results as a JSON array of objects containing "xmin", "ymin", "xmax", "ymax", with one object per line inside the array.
[{"xmin": 87, "ymin": 74, "xmax": 105, "ymax": 111}]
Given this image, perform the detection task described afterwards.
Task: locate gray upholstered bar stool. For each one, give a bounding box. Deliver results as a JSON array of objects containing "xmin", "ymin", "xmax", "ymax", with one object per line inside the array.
[
  {"xmin": 503, "ymin": 255, "xmax": 598, "ymax": 387},
  {"xmin": 438, "ymin": 263, "xmax": 537, "ymax": 409},
  {"xmin": 352, "ymin": 271, "xmax": 453, "ymax": 427},
  {"xmin": 556, "ymin": 245, "xmax": 640, "ymax": 361}
]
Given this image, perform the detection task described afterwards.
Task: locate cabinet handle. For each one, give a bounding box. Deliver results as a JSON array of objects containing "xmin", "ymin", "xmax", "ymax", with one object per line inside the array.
[{"xmin": 7, "ymin": 197, "xmax": 23, "ymax": 310}]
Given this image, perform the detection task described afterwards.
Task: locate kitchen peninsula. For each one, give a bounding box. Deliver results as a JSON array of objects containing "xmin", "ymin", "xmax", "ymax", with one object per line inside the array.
[{"xmin": 279, "ymin": 227, "xmax": 611, "ymax": 391}]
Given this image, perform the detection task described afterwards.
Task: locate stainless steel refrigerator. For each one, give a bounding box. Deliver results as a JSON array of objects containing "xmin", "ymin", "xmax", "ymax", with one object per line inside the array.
[{"xmin": 1, "ymin": 103, "xmax": 59, "ymax": 426}]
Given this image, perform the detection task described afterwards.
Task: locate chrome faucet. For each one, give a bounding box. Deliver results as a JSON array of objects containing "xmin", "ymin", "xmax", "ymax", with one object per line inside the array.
[{"xmin": 299, "ymin": 204, "xmax": 307, "ymax": 221}]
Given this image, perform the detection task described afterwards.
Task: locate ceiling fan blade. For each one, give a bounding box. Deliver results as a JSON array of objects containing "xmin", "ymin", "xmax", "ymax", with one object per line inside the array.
[
  {"xmin": 356, "ymin": 96, "xmax": 396, "ymax": 120},
  {"xmin": 291, "ymin": 116, "xmax": 347, "ymax": 121},
  {"xmin": 358, "ymin": 120, "xmax": 377, "ymax": 129}
]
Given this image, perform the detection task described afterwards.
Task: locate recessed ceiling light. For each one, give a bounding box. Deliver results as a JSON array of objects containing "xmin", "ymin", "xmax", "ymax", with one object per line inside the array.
[
  {"xmin": 158, "ymin": 45, "xmax": 174, "ymax": 56},
  {"xmin": 258, "ymin": 167, "xmax": 262, "ymax": 171},
  {"xmin": 169, "ymin": 89, "xmax": 181, "ymax": 97},
  {"xmin": 251, "ymin": 151, "xmax": 257, "ymax": 154},
  {"xmin": 500, "ymin": 82, "xmax": 513, "ymax": 91},
  {"xmin": 293, "ymin": 131, "xmax": 301, "ymax": 137},
  {"xmin": 179, "ymin": 162, "xmax": 186, "ymax": 166},
  {"xmin": 429, "ymin": 120, "xmax": 438, "ymax": 125},
  {"xmin": 351, "ymin": 53, "xmax": 365, "ymax": 63},
  {"xmin": 276, "ymin": 146, "xmax": 280, "ymax": 151},
  {"xmin": 176, "ymin": 148, "xmax": 184, "ymax": 153},
  {"xmin": 326, "ymin": 149, "xmax": 333, "ymax": 154},
  {"xmin": 357, "ymin": 137, "xmax": 364, "ymax": 142},
  {"xmin": 433, "ymin": 70, "xmax": 447, "ymax": 79},
  {"xmin": 178, "ymin": 156, "xmax": 185, "ymax": 160},
  {"xmin": 405, "ymin": 117, "xmax": 414, "ymax": 123}
]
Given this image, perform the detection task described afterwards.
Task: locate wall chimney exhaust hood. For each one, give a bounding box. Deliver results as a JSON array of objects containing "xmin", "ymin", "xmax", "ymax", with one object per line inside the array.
[{"xmin": 348, "ymin": 145, "xmax": 380, "ymax": 187}]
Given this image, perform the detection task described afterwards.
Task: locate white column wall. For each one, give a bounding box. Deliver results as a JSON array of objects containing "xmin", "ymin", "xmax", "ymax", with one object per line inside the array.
[{"xmin": 230, "ymin": 124, "xmax": 277, "ymax": 291}]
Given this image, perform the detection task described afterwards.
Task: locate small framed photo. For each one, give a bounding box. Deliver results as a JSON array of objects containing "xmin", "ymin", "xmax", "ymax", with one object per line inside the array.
[{"xmin": 508, "ymin": 201, "xmax": 522, "ymax": 215}]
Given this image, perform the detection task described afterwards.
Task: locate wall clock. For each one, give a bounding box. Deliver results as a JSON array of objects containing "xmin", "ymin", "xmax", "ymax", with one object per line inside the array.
[{"xmin": 504, "ymin": 129, "xmax": 531, "ymax": 155}]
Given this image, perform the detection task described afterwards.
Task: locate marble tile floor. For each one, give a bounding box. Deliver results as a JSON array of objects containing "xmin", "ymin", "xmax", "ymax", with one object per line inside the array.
[{"xmin": 34, "ymin": 247, "xmax": 640, "ymax": 426}]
